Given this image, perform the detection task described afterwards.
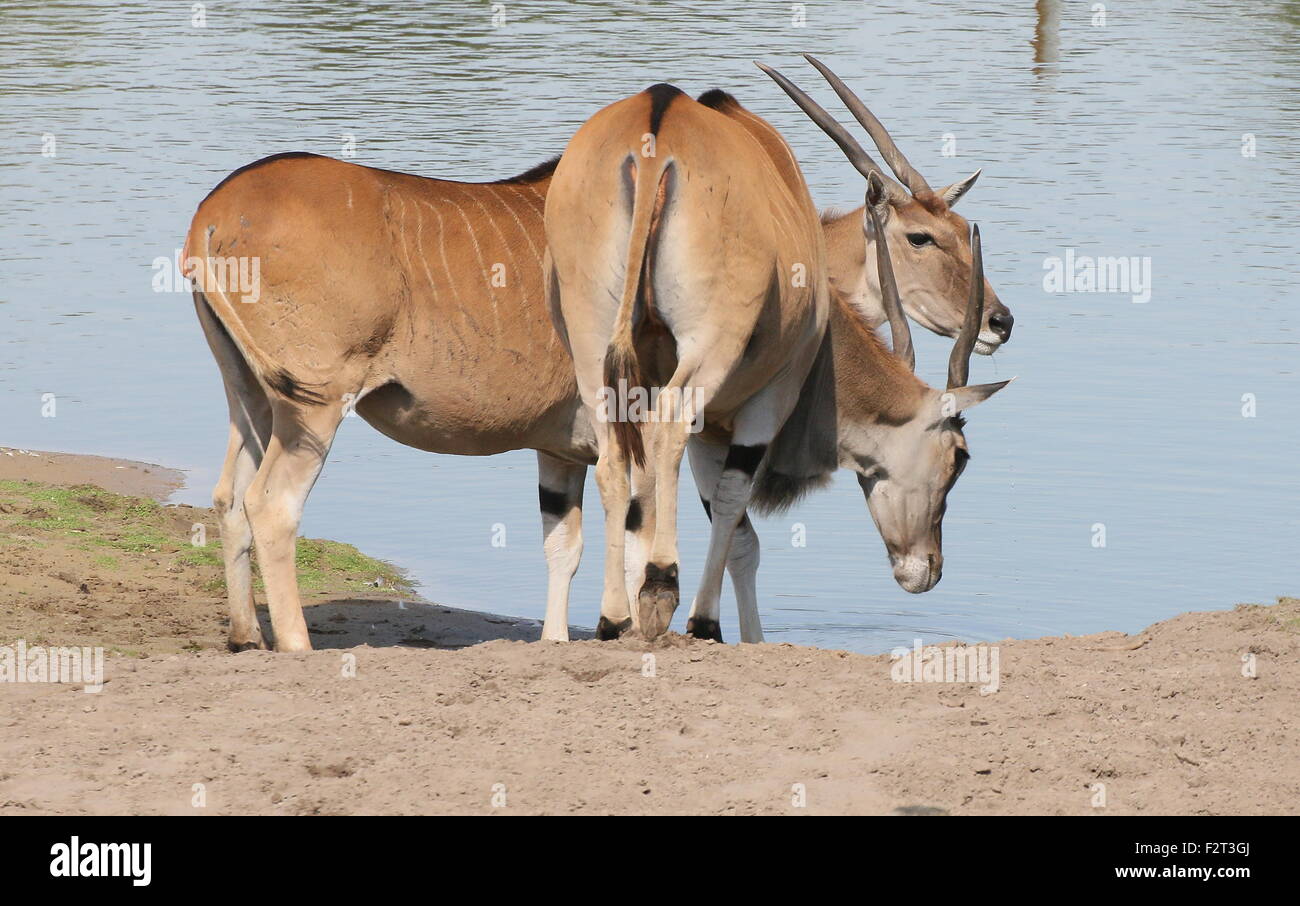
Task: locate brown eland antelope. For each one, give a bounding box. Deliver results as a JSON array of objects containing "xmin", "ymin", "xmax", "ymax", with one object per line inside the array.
[
  {"xmin": 635, "ymin": 61, "xmax": 1018, "ymax": 642},
  {"xmin": 759, "ymin": 55, "xmax": 1013, "ymax": 353},
  {"xmin": 184, "ymin": 82, "xmax": 1006, "ymax": 651},
  {"xmin": 545, "ymin": 83, "xmax": 839, "ymax": 642},
  {"xmin": 183, "ymin": 152, "xmax": 589, "ymax": 652}
]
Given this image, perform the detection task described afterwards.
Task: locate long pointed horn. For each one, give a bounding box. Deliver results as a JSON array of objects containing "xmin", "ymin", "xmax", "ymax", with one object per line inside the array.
[
  {"xmin": 803, "ymin": 54, "xmax": 931, "ymax": 196},
  {"xmin": 866, "ymin": 171, "xmax": 914, "ymax": 371},
  {"xmin": 754, "ymin": 61, "xmax": 908, "ymax": 197},
  {"xmin": 947, "ymin": 224, "xmax": 984, "ymax": 389}
]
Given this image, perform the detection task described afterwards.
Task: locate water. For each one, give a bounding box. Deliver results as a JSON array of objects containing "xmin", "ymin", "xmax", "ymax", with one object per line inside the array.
[{"xmin": 2, "ymin": 0, "xmax": 1297, "ymax": 653}]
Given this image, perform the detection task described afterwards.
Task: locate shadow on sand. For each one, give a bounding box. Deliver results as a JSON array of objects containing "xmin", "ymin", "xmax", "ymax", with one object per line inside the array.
[{"xmin": 252, "ymin": 598, "xmax": 595, "ymax": 650}]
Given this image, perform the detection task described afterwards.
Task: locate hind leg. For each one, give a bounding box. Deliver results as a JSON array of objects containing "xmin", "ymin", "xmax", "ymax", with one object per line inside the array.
[
  {"xmin": 214, "ymin": 423, "xmax": 269, "ymax": 650},
  {"xmin": 592, "ymin": 432, "xmax": 636, "ymax": 638},
  {"xmin": 621, "ymin": 462, "xmax": 656, "ymax": 630},
  {"xmin": 635, "ymin": 413, "xmax": 692, "ymax": 639},
  {"xmin": 244, "ymin": 401, "xmax": 344, "ymax": 652},
  {"xmin": 195, "ymin": 291, "xmax": 274, "ymax": 651}
]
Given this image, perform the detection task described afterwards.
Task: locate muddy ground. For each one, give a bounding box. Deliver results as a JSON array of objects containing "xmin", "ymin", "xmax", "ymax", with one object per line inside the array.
[{"xmin": 1, "ymin": 449, "xmax": 1296, "ymax": 815}]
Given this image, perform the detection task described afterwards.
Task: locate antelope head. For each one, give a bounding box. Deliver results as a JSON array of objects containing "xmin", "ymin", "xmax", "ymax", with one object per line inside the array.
[
  {"xmin": 757, "ymin": 55, "xmax": 1014, "ymax": 354},
  {"xmin": 844, "ymin": 173, "xmax": 1010, "ymax": 593}
]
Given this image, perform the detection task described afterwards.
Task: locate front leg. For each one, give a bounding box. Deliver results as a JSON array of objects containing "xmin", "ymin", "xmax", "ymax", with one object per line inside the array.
[
  {"xmin": 726, "ymin": 517, "xmax": 763, "ymax": 643},
  {"xmin": 685, "ymin": 439, "xmax": 767, "ymax": 642},
  {"xmin": 684, "ymin": 364, "xmax": 812, "ymax": 642},
  {"xmin": 688, "ymin": 437, "xmax": 764, "ymax": 643},
  {"xmin": 537, "ymin": 452, "xmax": 585, "ymax": 642}
]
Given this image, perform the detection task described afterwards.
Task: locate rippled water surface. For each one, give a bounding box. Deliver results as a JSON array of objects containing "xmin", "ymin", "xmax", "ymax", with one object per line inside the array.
[{"xmin": 2, "ymin": 1, "xmax": 1297, "ymax": 652}]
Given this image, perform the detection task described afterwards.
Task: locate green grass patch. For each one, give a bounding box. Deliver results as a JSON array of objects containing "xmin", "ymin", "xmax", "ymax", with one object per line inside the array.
[
  {"xmin": 292, "ymin": 537, "xmax": 415, "ymax": 596},
  {"xmin": 1, "ymin": 477, "xmax": 418, "ymax": 602},
  {"xmin": 94, "ymin": 526, "xmax": 174, "ymax": 553},
  {"xmin": 3, "ymin": 483, "xmax": 157, "ymax": 537},
  {"xmin": 178, "ymin": 544, "xmax": 223, "ymax": 568}
]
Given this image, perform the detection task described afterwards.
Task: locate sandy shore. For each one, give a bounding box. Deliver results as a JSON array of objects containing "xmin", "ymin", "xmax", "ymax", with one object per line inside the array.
[
  {"xmin": 1, "ymin": 449, "xmax": 1296, "ymax": 815},
  {"xmin": 0, "ymin": 446, "xmax": 185, "ymax": 500},
  {"xmin": 0, "ymin": 447, "xmax": 576, "ymax": 654}
]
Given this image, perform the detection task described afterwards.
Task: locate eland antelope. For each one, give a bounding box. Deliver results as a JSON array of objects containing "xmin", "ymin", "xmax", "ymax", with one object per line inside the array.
[
  {"xmin": 759, "ymin": 55, "xmax": 1013, "ymax": 353},
  {"xmin": 545, "ymin": 83, "xmax": 837, "ymax": 641},
  {"xmin": 184, "ymin": 78, "xmax": 1007, "ymax": 652},
  {"xmin": 183, "ymin": 152, "xmax": 583, "ymax": 652},
  {"xmin": 751, "ymin": 170, "xmax": 1011, "ymax": 605}
]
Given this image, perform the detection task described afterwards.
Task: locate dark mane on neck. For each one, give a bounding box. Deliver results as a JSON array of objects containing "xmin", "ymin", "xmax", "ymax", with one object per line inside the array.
[
  {"xmin": 696, "ymin": 88, "xmax": 741, "ymax": 111},
  {"xmin": 491, "ymin": 155, "xmax": 560, "ymax": 184}
]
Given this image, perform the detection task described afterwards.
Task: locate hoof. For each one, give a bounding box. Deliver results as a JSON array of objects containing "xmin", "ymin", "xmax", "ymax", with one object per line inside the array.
[
  {"xmin": 227, "ymin": 638, "xmax": 266, "ymax": 653},
  {"xmin": 636, "ymin": 562, "xmax": 679, "ymax": 639},
  {"xmin": 596, "ymin": 616, "xmax": 633, "ymax": 640},
  {"xmin": 685, "ymin": 617, "xmax": 723, "ymax": 643}
]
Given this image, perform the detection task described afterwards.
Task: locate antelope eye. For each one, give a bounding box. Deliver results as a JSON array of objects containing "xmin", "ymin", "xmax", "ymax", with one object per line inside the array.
[
  {"xmin": 954, "ymin": 448, "xmax": 970, "ymax": 476},
  {"xmin": 906, "ymin": 232, "xmax": 934, "ymax": 248}
]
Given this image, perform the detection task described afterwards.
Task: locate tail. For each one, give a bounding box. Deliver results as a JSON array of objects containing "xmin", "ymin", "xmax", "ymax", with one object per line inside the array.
[
  {"xmin": 182, "ymin": 222, "xmax": 325, "ymax": 406},
  {"xmin": 604, "ymin": 152, "xmax": 672, "ymax": 468}
]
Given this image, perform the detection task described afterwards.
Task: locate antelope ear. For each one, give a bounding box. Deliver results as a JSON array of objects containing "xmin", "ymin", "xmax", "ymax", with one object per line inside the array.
[
  {"xmin": 863, "ymin": 198, "xmax": 886, "ymax": 239},
  {"xmin": 862, "ymin": 172, "xmax": 905, "ymax": 238},
  {"xmin": 937, "ymin": 379, "xmax": 1013, "ymax": 416},
  {"xmin": 939, "ymin": 169, "xmax": 980, "ymax": 208}
]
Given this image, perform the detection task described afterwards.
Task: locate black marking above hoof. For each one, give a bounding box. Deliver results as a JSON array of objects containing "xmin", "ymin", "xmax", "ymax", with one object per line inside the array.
[
  {"xmin": 723, "ymin": 443, "xmax": 767, "ymax": 477},
  {"xmin": 685, "ymin": 617, "xmax": 724, "ymax": 643},
  {"xmin": 625, "ymin": 498, "xmax": 643, "ymax": 533},
  {"xmin": 596, "ymin": 616, "xmax": 633, "ymax": 641},
  {"xmin": 643, "ymin": 561, "xmax": 678, "ymax": 587},
  {"xmin": 538, "ymin": 485, "xmax": 571, "ymax": 517},
  {"xmin": 227, "ymin": 639, "xmax": 265, "ymax": 653}
]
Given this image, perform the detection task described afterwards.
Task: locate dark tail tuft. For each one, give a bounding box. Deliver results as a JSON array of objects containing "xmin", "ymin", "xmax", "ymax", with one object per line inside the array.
[{"xmin": 603, "ymin": 341, "xmax": 646, "ymax": 468}]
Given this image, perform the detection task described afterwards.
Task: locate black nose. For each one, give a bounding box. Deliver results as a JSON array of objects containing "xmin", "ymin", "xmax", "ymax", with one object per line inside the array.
[{"xmin": 988, "ymin": 311, "xmax": 1014, "ymax": 342}]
